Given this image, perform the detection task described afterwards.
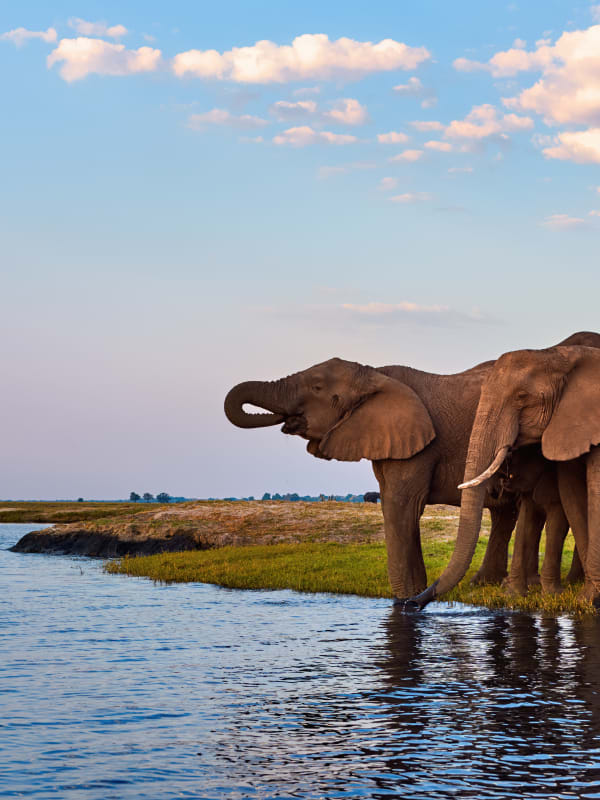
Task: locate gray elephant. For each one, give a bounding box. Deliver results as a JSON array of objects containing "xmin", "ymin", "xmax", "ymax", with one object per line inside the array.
[
  {"xmin": 491, "ymin": 445, "xmax": 582, "ymax": 595},
  {"xmin": 225, "ymin": 332, "xmax": 600, "ymax": 601},
  {"xmin": 408, "ymin": 342, "xmax": 600, "ymax": 608}
]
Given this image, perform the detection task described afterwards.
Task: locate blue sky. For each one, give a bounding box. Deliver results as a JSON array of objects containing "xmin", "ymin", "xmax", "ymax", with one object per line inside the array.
[{"xmin": 2, "ymin": 1, "xmax": 599, "ymax": 499}]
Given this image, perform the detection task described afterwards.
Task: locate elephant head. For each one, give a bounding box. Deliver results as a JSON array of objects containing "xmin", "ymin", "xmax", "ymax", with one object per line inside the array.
[
  {"xmin": 224, "ymin": 357, "xmax": 435, "ymax": 462},
  {"xmin": 407, "ymin": 344, "xmax": 600, "ymax": 608}
]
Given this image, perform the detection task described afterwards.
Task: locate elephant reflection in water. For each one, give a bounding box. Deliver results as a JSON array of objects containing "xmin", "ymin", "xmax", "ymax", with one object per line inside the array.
[{"xmin": 375, "ymin": 609, "xmax": 600, "ymax": 794}]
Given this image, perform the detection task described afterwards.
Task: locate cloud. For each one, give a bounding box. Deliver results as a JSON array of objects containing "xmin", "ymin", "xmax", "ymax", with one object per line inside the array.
[
  {"xmin": 1, "ymin": 27, "xmax": 57, "ymax": 46},
  {"xmin": 378, "ymin": 177, "xmax": 398, "ymax": 190},
  {"xmin": 269, "ymin": 97, "xmax": 368, "ymax": 126},
  {"xmin": 47, "ymin": 38, "xmax": 162, "ymax": 81},
  {"xmin": 188, "ymin": 108, "xmax": 269, "ymax": 129},
  {"xmin": 445, "ymin": 104, "xmax": 533, "ymax": 139},
  {"xmin": 390, "ymin": 149, "xmax": 424, "ymax": 162},
  {"xmin": 273, "ymin": 126, "xmax": 357, "ymax": 146},
  {"xmin": 393, "ymin": 75, "xmax": 437, "ymax": 107},
  {"xmin": 593, "ymin": 6, "xmax": 600, "ymax": 22},
  {"xmin": 68, "ymin": 19, "xmax": 127, "ymax": 39},
  {"xmin": 340, "ymin": 301, "xmax": 491, "ymax": 326},
  {"xmin": 589, "ymin": 209, "xmax": 600, "ymax": 216},
  {"xmin": 424, "ymin": 140, "xmax": 452, "ymax": 151},
  {"xmin": 172, "ymin": 33, "xmax": 430, "ymax": 83},
  {"xmin": 541, "ymin": 129, "xmax": 600, "ymax": 163},
  {"xmin": 448, "ymin": 166, "xmax": 474, "ymax": 173},
  {"xmin": 317, "ymin": 161, "xmax": 376, "ymax": 178},
  {"xmin": 293, "ymin": 86, "xmax": 321, "ymax": 96},
  {"xmin": 377, "ymin": 131, "xmax": 409, "ymax": 144},
  {"xmin": 541, "ymin": 213, "xmax": 589, "ymax": 230},
  {"xmin": 460, "ymin": 25, "xmax": 600, "ymax": 131},
  {"xmin": 410, "ymin": 120, "xmax": 444, "ymax": 131},
  {"xmin": 391, "ymin": 192, "xmax": 432, "ymax": 203}
]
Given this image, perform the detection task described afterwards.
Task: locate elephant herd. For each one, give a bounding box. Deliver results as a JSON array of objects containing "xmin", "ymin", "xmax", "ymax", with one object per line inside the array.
[{"xmin": 225, "ymin": 331, "xmax": 600, "ymax": 608}]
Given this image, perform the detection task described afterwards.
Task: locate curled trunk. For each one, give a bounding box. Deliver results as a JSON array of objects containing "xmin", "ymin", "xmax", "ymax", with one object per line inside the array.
[{"xmin": 224, "ymin": 381, "xmax": 286, "ymax": 428}]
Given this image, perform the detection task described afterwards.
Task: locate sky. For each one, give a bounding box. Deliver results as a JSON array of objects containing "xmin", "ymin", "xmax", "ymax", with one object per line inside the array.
[{"xmin": 2, "ymin": 1, "xmax": 600, "ymax": 499}]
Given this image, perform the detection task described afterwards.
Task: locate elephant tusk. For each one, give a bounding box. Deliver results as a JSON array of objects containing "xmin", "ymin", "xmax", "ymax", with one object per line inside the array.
[{"xmin": 458, "ymin": 446, "xmax": 510, "ymax": 490}]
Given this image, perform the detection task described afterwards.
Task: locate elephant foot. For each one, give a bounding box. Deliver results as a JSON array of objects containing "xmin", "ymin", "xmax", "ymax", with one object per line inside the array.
[
  {"xmin": 540, "ymin": 578, "xmax": 563, "ymax": 595},
  {"xmin": 577, "ymin": 581, "xmax": 600, "ymax": 607},
  {"xmin": 502, "ymin": 576, "xmax": 528, "ymax": 597},
  {"xmin": 470, "ymin": 566, "xmax": 508, "ymax": 586},
  {"xmin": 566, "ymin": 566, "xmax": 585, "ymax": 584},
  {"xmin": 526, "ymin": 572, "xmax": 541, "ymax": 587}
]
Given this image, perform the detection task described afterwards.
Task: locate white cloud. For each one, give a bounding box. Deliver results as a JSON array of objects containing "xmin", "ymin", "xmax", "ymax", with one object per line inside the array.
[
  {"xmin": 425, "ymin": 140, "xmax": 452, "ymax": 151},
  {"xmin": 293, "ymin": 86, "xmax": 321, "ymax": 96},
  {"xmin": 318, "ymin": 161, "xmax": 376, "ymax": 178},
  {"xmin": 448, "ymin": 166, "xmax": 474, "ymax": 173},
  {"xmin": 390, "ymin": 149, "xmax": 424, "ymax": 162},
  {"xmin": 273, "ymin": 126, "xmax": 357, "ymax": 146},
  {"xmin": 541, "ymin": 213, "xmax": 589, "ymax": 230},
  {"xmin": 541, "ymin": 128, "xmax": 600, "ymax": 163},
  {"xmin": 270, "ymin": 97, "xmax": 368, "ymax": 126},
  {"xmin": 391, "ymin": 192, "xmax": 432, "ymax": 203},
  {"xmin": 513, "ymin": 38, "xmax": 527, "ymax": 49},
  {"xmin": 68, "ymin": 19, "xmax": 127, "ymax": 39},
  {"xmin": 326, "ymin": 98, "xmax": 368, "ymax": 125},
  {"xmin": 1, "ymin": 27, "xmax": 57, "ymax": 46},
  {"xmin": 393, "ymin": 75, "xmax": 437, "ymax": 107},
  {"xmin": 591, "ymin": 5, "xmax": 600, "ymax": 22},
  {"xmin": 172, "ymin": 33, "xmax": 430, "ymax": 83},
  {"xmin": 410, "ymin": 120, "xmax": 444, "ymax": 131},
  {"xmin": 589, "ymin": 209, "xmax": 600, "ymax": 216},
  {"xmin": 47, "ymin": 38, "xmax": 162, "ymax": 81},
  {"xmin": 378, "ymin": 177, "xmax": 398, "ymax": 191},
  {"xmin": 338, "ymin": 301, "xmax": 491, "ymax": 326},
  {"xmin": 343, "ymin": 301, "xmax": 446, "ymax": 314},
  {"xmin": 377, "ymin": 131, "xmax": 409, "ymax": 144},
  {"xmin": 445, "ymin": 104, "xmax": 533, "ymax": 139},
  {"xmin": 188, "ymin": 109, "xmax": 269, "ymax": 129}
]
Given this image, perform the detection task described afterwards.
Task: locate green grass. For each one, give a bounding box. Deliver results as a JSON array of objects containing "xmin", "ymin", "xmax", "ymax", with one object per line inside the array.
[{"xmin": 105, "ymin": 531, "xmax": 594, "ymax": 615}]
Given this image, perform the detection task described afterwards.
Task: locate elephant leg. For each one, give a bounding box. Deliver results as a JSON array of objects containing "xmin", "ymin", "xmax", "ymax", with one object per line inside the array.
[
  {"xmin": 504, "ymin": 498, "xmax": 545, "ymax": 596},
  {"xmin": 558, "ymin": 459, "xmax": 588, "ymax": 570},
  {"xmin": 581, "ymin": 447, "xmax": 600, "ymax": 605},
  {"xmin": 566, "ymin": 547, "xmax": 584, "ymax": 584},
  {"xmin": 540, "ymin": 503, "xmax": 569, "ymax": 595},
  {"xmin": 471, "ymin": 504, "xmax": 518, "ymax": 585},
  {"xmin": 373, "ymin": 460, "xmax": 430, "ymax": 600}
]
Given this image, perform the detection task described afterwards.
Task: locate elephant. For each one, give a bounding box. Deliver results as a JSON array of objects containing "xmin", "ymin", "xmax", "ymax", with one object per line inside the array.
[
  {"xmin": 225, "ymin": 332, "xmax": 600, "ymax": 601},
  {"xmin": 490, "ymin": 445, "xmax": 582, "ymax": 595},
  {"xmin": 363, "ymin": 492, "xmax": 381, "ymax": 503},
  {"xmin": 406, "ymin": 342, "xmax": 600, "ymax": 609}
]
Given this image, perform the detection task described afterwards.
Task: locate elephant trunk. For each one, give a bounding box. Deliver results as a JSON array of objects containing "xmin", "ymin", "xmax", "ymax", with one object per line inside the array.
[
  {"xmin": 224, "ymin": 380, "xmax": 287, "ymax": 428},
  {"xmin": 405, "ymin": 400, "xmax": 518, "ymax": 610}
]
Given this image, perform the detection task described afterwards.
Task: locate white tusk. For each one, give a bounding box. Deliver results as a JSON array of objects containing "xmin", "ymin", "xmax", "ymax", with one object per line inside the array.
[{"xmin": 458, "ymin": 446, "xmax": 510, "ymax": 490}]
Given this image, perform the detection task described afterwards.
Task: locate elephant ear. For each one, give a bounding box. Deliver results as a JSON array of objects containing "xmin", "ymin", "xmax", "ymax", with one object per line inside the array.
[
  {"xmin": 318, "ymin": 375, "xmax": 435, "ymax": 462},
  {"xmin": 542, "ymin": 349, "xmax": 600, "ymax": 461}
]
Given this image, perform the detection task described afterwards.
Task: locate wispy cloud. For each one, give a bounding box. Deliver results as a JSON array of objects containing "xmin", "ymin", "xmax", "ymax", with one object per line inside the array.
[
  {"xmin": 390, "ymin": 191, "xmax": 432, "ymax": 203},
  {"xmin": 445, "ymin": 104, "xmax": 533, "ymax": 140},
  {"xmin": 339, "ymin": 301, "xmax": 494, "ymax": 326},
  {"xmin": 1, "ymin": 26, "xmax": 57, "ymax": 46},
  {"xmin": 541, "ymin": 213, "xmax": 589, "ymax": 230},
  {"xmin": 188, "ymin": 108, "xmax": 269, "ymax": 129},
  {"xmin": 424, "ymin": 140, "xmax": 452, "ymax": 152},
  {"xmin": 273, "ymin": 126, "xmax": 357, "ymax": 146},
  {"xmin": 317, "ymin": 161, "xmax": 376, "ymax": 178},
  {"xmin": 393, "ymin": 76, "xmax": 437, "ymax": 107},
  {"xmin": 410, "ymin": 120, "xmax": 444, "ymax": 131},
  {"xmin": 270, "ymin": 97, "xmax": 368, "ymax": 126},
  {"xmin": 47, "ymin": 38, "xmax": 162, "ymax": 81},
  {"xmin": 68, "ymin": 19, "xmax": 127, "ymax": 39},
  {"xmin": 390, "ymin": 149, "xmax": 424, "ymax": 162},
  {"xmin": 172, "ymin": 34, "xmax": 430, "ymax": 83},
  {"xmin": 377, "ymin": 131, "xmax": 409, "ymax": 144},
  {"xmin": 378, "ymin": 176, "xmax": 398, "ymax": 191}
]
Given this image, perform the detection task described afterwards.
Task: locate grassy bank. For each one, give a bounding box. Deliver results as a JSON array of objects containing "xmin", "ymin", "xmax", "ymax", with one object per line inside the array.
[
  {"xmin": 0, "ymin": 501, "xmax": 161, "ymax": 524},
  {"xmin": 106, "ymin": 527, "xmax": 593, "ymax": 615}
]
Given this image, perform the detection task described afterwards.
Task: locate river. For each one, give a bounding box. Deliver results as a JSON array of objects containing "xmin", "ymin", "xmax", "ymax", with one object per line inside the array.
[{"xmin": 2, "ymin": 522, "xmax": 600, "ymax": 799}]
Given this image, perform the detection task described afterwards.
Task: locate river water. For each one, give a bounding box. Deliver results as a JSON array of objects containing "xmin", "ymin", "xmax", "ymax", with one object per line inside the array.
[{"xmin": 2, "ymin": 522, "xmax": 600, "ymax": 799}]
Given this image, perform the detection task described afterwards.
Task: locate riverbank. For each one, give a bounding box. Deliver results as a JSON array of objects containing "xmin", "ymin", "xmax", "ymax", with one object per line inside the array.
[{"xmin": 0, "ymin": 501, "xmax": 160, "ymax": 524}]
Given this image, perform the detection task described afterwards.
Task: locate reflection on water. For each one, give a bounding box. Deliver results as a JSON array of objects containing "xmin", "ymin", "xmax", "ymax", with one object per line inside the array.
[{"xmin": 2, "ymin": 523, "xmax": 600, "ymax": 799}]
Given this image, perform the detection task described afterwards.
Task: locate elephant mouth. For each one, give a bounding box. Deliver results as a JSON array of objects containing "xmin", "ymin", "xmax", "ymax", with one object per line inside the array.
[{"xmin": 281, "ymin": 415, "xmax": 308, "ymax": 436}]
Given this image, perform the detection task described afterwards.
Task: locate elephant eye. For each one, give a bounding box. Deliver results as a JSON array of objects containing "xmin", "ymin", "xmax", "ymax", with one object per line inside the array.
[
  {"xmin": 516, "ymin": 390, "xmax": 528, "ymax": 403},
  {"xmin": 313, "ymin": 385, "xmax": 323, "ymax": 393}
]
